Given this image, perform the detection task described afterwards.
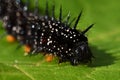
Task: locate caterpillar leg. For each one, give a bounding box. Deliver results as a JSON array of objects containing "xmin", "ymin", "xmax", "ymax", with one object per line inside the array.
[
  {"xmin": 45, "ymin": 54, "xmax": 54, "ymax": 62},
  {"xmin": 6, "ymin": 35, "xmax": 16, "ymax": 43},
  {"xmin": 23, "ymin": 45, "xmax": 31, "ymax": 54}
]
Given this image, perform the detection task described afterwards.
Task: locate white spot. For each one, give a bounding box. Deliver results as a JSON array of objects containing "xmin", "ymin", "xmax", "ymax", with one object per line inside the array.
[
  {"xmin": 53, "ymin": 45, "xmax": 56, "ymax": 48},
  {"xmin": 73, "ymin": 34, "xmax": 76, "ymax": 37},
  {"xmin": 57, "ymin": 21, "xmax": 60, "ymax": 24},
  {"xmin": 73, "ymin": 32, "xmax": 75, "ymax": 34},
  {"xmin": 49, "ymin": 36, "xmax": 52, "ymax": 38},
  {"xmin": 66, "ymin": 29, "xmax": 69, "ymax": 32},
  {"xmin": 42, "ymin": 22, "xmax": 45, "ymax": 26},
  {"xmin": 81, "ymin": 46, "xmax": 84, "ymax": 50},
  {"xmin": 24, "ymin": 6, "xmax": 28, "ymax": 11},
  {"xmin": 52, "ymin": 23, "xmax": 55, "ymax": 26},
  {"xmin": 48, "ymin": 49, "xmax": 51, "ymax": 51},
  {"xmin": 55, "ymin": 29, "xmax": 58, "ymax": 32},
  {"xmin": 51, "ymin": 17, "xmax": 54, "ymax": 21},
  {"xmin": 32, "ymin": 25, "xmax": 35, "ymax": 28},
  {"xmin": 4, "ymin": 16, "xmax": 9, "ymax": 20},
  {"xmin": 40, "ymin": 41, "xmax": 42, "ymax": 44},
  {"xmin": 57, "ymin": 48, "xmax": 60, "ymax": 50},
  {"xmin": 52, "ymin": 28, "xmax": 54, "ymax": 31},
  {"xmin": 35, "ymin": 41, "xmax": 37, "ymax": 45},
  {"xmin": 47, "ymin": 41, "xmax": 52, "ymax": 45},
  {"xmin": 49, "ymin": 25, "xmax": 52, "ymax": 28},
  {"xmin": 48, "ymin": 20, "xmax": 51, "ymax": 24},
  {"xmin": 69, "ymin": 48, "xmax": 71, "ymax": 51},
  {"xmin": 41, "ymin": 33, "xmax": 44, "ymax": 36},
  {"xmin": 47, "ymin": 38, "xmax": 50, "ymax": 41},
  {"xmin": 73, "ymin": 40, "xmax": 76, "ymax": 42},
  {"xmin": 43, "ymin": 29, "xmax": 45, "ymax": 32},
  {"xmin": 73, "ymin": 59, "xmax": 76, "ymax": 64},
  {"xmin": 65, "ymin": 35, "xmax": 68, "ymax": 38},
  {"xmin": 70, "ymin": 36, "xmax": 73, "ymax": 39},
  {"xmin": 66, "ymin": 51, "xmax": 68, "ymax": 53},
  {"xmin": 38, "ymin": 27, "xmax": 40, "ymax": 29},
  {"xmin": 27, "ymin": 31, "xmax": 31, "ymax": 35},
  {"xmin": 64, "ymin": 34, "xmax": 66, "ymax": 37},
  {"xmin": 61, "ymin": 32, "xmax": 64, "ymax": 35},
  {"xmin": 12, "ymin": 27, "xmax": 16, "ymax": 31},
  {"xmin": 55, "ymin": 24, "xmax": 58, "ymax": 26},
  {"xmin": 45, "ymin": 16, "xmax": 48, "ymax": 19},
  {"xmin": 61, "ymin": 27, "xmax": 64, "ymax": 29},
  {"xmin": 51, "ymin": 30, "xmax": 54, "ymax": 33}
]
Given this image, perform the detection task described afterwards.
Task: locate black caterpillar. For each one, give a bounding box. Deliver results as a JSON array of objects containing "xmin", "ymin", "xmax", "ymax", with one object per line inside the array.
[{"xmin": 0, "ymin": 0, "xmax": 94, "ymax": 65}]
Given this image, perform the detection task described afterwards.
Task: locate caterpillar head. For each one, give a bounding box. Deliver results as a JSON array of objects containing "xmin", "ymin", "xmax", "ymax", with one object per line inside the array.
[
  {"xmin": 70, "ymin": 41, "xmax": 93, "ymax": 65},
  {"xmin": 70, "ymin": 24, "xmax": 94, "ymax": 65}
]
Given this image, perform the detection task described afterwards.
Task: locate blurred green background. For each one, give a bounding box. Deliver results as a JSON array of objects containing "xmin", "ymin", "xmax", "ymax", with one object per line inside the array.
[{"xmin": 0, "ymin": 0, "xmax": 120, "ymax": 80}]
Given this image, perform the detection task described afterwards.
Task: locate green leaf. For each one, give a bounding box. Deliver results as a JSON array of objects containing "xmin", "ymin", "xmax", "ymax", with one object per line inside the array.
[{"xmin": 0, "ymin": 0, "xmax": 120, "ymax": 80}]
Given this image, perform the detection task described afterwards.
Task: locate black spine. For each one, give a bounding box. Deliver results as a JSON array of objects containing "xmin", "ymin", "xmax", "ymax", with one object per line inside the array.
[
  {"xmin": 59, "ymin": 5, "xmax": 62, "ymax": 22},
  {"xmin": 45, "ymin": 0, "xmax": 49, "ymax": 16},
  {"xmin": 82, "ymin": 24, "xmax": 94, "ymax": 34},
  {"xmin": 73, "ymin": 10, "xmax": 82, "ymax": 29}
]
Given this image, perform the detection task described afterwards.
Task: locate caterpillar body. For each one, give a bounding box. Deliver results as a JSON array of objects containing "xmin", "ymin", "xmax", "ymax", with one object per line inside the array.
[{"xmin": 0, "ymin": 0, "xmax": 94, "ymax": 65}]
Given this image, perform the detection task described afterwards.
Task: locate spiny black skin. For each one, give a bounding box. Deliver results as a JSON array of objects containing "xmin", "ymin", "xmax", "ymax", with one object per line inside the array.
[
  {"xmin": 26, "ymin": 15, "xmax": 93, "ymax": 65},
  {"xmin": 0, "ymin": 0, "xmax": 94, "ymax": 65},
  {"xmin": 24, "ymin": 1, "xmax": 94, "ymax": 65},
  {"xmin": 2, "ymin": 0, "xmax": 24, "ymax": 34},
  {"xmin": 0, "ymin": 0, "xmax": 25, "ymax": 19},
  {"xmin": 1, "ymin": 0, "xmax": 32, "ymax": 44},
  {"xmin": 1, "ymin": 0, "xmax": 41, "ymax": 45}
]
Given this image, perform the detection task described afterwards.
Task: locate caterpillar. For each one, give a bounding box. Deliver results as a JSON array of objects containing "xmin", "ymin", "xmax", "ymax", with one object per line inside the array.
[{"xmin": 0, "ymin": 0, "xmax": 94, "ymax": 65}]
